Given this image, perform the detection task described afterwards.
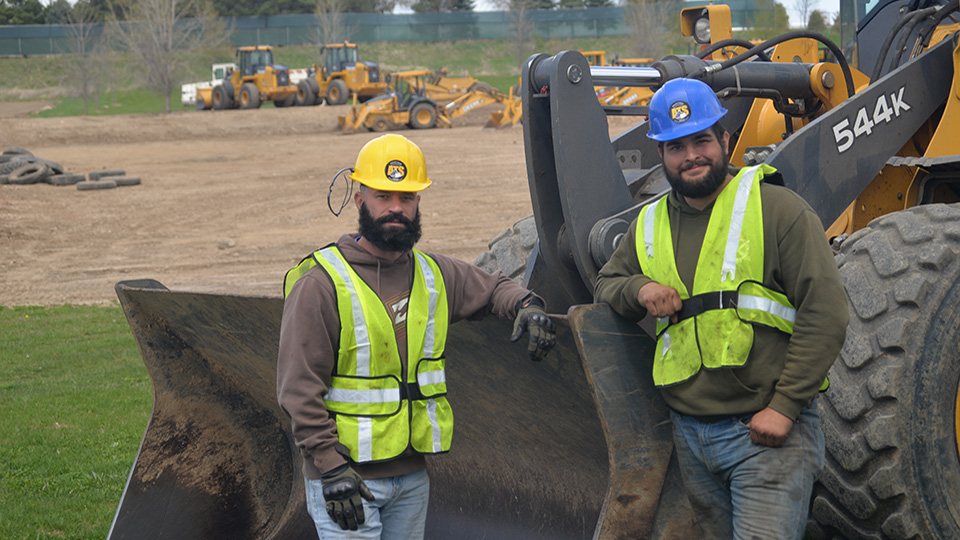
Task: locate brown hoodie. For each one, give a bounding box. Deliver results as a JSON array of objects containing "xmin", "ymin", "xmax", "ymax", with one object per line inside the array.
[{"xmin": 277, "ymin": 233, "xmax": 536, "ymax": 480}]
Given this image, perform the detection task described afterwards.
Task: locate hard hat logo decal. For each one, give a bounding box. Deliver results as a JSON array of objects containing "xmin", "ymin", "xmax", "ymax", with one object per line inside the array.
[
  {"xmin": 385, "ymin": 160, "xmax": 407, "ymax": 182},
  {"xmin": 669, "ymin": 101, "xmax": 691, "ymax": 124}
]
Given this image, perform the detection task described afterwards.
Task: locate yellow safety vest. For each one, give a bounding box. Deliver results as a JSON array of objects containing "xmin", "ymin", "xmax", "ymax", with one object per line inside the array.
[
  {"xmin": 635, "ymin": 165, "xmax": 798, "ymax": 387},
  {"xmin": 284, "ymin": 245, "xmax": 453, "ymax": 463}
]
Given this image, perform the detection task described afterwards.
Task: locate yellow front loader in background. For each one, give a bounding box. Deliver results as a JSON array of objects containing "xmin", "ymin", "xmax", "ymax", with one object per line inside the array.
[
  {"xmin": 295, "ymin": 41, "xmax": 388, "ymax": 106},
  {"xmin": 210, "ymin": 46, "xmax": 298, "ymax": 110}
]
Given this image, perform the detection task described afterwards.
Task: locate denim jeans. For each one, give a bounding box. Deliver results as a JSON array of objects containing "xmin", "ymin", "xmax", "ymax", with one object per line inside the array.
[
  {"xmin": 670, "ymin": 404, "xmax": 825, "ymax": 540},
  {"xmin": 305, "ymin": 469, "xmax": 430, "ymax": 540}
]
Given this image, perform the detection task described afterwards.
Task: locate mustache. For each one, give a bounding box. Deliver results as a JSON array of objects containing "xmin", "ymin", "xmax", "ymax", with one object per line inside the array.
[
  {"xmin": 375, "ymin": 212, "xmax": 414, "ymax": 226},
  {"xmin": 679, "ymin": 159, "xmax": 711, "ymax": 172}
]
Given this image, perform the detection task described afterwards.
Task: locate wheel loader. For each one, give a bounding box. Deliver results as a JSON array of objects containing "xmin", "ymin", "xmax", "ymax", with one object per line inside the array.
[
  {"xmin": 108, "ymin": 1, "xmax": 960, "ymax": 538},
  {"xmin": 209, "ymin": 46, "xmax": 298, "ymax": 110},
  {"xmin": 294, "ymin": 41, "xmax": 388, "ymax": 107}
]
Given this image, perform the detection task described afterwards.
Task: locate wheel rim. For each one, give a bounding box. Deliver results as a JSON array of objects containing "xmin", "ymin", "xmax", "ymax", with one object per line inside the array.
[
  {"xmin": 417, "ymin": 109, "xmax": 432, "ymax": 125},
  {"xmin": 330, "ymin": 87, "xmax": 341, "ymax": 103}
]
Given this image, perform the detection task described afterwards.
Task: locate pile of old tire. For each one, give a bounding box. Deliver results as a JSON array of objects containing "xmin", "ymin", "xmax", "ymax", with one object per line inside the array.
[
  {"xmin": 0, "ymin": 146, "xmax": 85, "ymax": 186},
  {"xmin": 76, "ymin": 169, "xmax": 141, "ymax": 191}
]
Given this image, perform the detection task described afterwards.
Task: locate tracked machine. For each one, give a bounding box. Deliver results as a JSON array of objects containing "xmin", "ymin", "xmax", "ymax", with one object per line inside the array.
[{"xmin": 109, "ymin": 1, "xmax": 960, "ymax": 538}]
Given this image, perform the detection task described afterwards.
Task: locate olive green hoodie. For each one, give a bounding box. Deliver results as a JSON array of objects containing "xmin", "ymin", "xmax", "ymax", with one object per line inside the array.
[{"xmin": 595, "ymin": 174, "xmax": 848, "ymax": 421}]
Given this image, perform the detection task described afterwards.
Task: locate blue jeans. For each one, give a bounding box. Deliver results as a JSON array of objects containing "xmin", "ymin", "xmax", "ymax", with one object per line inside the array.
[
  {"xmin": 670, "ymin": 404, "xmax": 825, "ymax": 540},
  {"xmin": 305, "ymin": 469, "xmax": 430, "ymax": 540}
]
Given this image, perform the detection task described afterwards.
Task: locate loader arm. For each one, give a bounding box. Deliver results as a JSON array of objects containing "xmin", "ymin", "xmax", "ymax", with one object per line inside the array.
[{"xmin": 520, "ymin": 34, "xmax": 960, "ymax": 307}]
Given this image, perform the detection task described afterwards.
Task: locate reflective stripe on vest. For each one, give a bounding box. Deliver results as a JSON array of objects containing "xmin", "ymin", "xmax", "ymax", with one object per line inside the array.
[
  {"xmin": 635, "ymin": 165, "xmax": 797, "ymax": 387},
  {"xmin": 283, "ymin": 246, "xmax": 452, "ymax": 462}
]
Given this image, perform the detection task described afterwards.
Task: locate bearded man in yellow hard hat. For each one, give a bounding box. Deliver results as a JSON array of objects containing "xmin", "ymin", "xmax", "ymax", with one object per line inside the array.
[{"xmin": 277, "ymin": 134, "xmax": 556, "ymax": 539}]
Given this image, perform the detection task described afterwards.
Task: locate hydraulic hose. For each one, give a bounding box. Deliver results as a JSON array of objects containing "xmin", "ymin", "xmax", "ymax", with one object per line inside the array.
[
  {"xmin": 696, "ymin": 39, "xmax": 772, "ymax": 62},
  {"xmin": 688, "ymin": 31, "xmax": 856, "ymax": 99},
  {"xmin": 871, "ymin": 7, "xmax": 937, "ymax": 81},
  {"xmin": 914, "ymin": 0, "xmax": 960, "ymax": 55}
]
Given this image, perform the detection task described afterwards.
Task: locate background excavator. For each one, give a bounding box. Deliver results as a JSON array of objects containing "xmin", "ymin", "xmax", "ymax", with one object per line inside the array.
[{"xmin": 109, "ymin": 0, "xmax": 960, "ymax": 538}]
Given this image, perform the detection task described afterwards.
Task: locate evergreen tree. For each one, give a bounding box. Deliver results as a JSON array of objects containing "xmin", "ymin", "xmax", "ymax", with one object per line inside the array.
[
  {"xmin": 807, "ymin": 9, "xmax": 826, "ymax": 32},
  {"xmin": 0, "ymin": 0, "xmax": 45, "ymax": 24},
  {"xmin": 43, "ymin": 0, "xmax": 73, "ymax": 23},
  {"xmin": 410, "ymin": 0, "xmax": 474, "ymax": 12}
]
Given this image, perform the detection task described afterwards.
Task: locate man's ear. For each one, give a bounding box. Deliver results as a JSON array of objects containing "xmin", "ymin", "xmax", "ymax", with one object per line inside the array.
[
  {"xmin": 354, "ymin": 189, "xmax": 363, "ymax": 209},
  {"xmin": 722, "ymin": 131, "xmax": 731, "ymax": 154}
]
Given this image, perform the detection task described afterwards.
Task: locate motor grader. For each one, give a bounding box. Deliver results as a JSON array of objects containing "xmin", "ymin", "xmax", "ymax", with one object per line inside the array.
[
  {"xmin": 294, "ymin": 41, "xmax": 388, "ymax": 106},
  {"xmin": 107, "ymin": 1, "xmax": 960, "ymax": 539},
  {"xmin": 208, "ymin": 46, "xmax": 298, "ymax": 110}
]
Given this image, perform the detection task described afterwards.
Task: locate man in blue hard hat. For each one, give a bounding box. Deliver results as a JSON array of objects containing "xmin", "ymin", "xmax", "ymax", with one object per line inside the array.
[{"xmin": 595, "ymin": 78, "xmax": 848, "ymax": 539}]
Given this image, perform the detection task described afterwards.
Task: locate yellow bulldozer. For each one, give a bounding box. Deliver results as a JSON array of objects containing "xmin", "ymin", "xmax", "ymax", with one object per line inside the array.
[
  {"xmin": 107, "ymin": 1, "xmax": 960, "ymax": 538},
  {"xmin": 203, "ymin": 46, "xmax": 299, "ymax": 110},
  {"xmin": 294, "ymin": 41, "xmax": 388, "ymax": 106}
]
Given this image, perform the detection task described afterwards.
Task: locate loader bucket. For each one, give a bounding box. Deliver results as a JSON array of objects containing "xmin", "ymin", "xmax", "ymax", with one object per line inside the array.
[
  {"xmin": 110, "ymin": 280, "xmax": 698, "ymax": 539},
  {"xmin": 486, "ymin": 99, "xmax": 523, "ymax": 129}
]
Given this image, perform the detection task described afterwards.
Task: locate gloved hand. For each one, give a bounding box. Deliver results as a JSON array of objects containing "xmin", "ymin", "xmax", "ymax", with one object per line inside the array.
[
  {"xmin": 321, "ymin": 464, "xmax": 375, "ymax": 531},
  {"xmin": 510, "ymin": 296, "xmax": 556, "ymax": 361}
]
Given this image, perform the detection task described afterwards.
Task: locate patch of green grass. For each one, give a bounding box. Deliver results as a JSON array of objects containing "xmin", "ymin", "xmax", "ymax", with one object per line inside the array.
[
  {"xmin": 34, "ymin": 87, "xmax": 184, "ymax": 117},
  {"xmin": 0, "ymin": 305, "xmax": 151, "ymax": 540}
]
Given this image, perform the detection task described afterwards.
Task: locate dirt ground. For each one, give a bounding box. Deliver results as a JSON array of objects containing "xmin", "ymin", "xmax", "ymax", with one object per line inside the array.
[{"xmin": 0, "ymin": 101, "xmax": 536, "ymax": 306}]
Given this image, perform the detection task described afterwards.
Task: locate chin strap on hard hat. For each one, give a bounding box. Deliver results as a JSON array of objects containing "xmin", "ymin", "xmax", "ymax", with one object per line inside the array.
[{"xmin": 327, "ymin": 167, "xmax": 355, "ymax": 217}]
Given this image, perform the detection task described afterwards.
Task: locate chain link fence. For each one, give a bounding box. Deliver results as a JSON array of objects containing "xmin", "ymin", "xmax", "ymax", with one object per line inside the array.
[{"xmin": 0, "ymin": 7, "xmax": 631, "ymax": 57}]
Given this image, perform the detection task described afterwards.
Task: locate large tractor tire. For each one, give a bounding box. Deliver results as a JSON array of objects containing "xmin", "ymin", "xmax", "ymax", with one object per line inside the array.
[
  {"xmin": 409, "ymin": 102, "xmax": 438, "ymax": 129},
  {"xmin": 274, "ymin": 94, "xmax": 296, "ymax": 108},
  {"xmin": 326, "ymin": 79, "xmax": 349, "ymax": 105},
  {"xmin": 239, "ymin": 83, "xmax": 261, "ymax": 109},
  {"xmin": 296, "ymin": 80, "xmax": 318, "ymax": 106},
  {"xmin": 371, "ymin": 116, "xmax": 390, "ymax": 132},
  {"xmin": 473, "ymin": 215, "xmax": 537, "ymax": 282},
  {"xmin": 212, "ymin": 86, "xmax": 232, "ymax": 110},
  {"xmin": 808, "ymin": 204, "xmax": 960, "ymax": 540}
]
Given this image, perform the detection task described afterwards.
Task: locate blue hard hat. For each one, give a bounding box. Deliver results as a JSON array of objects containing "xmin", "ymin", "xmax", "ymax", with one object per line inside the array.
[{"xmin": 646, "ymin": 78, "xmax": 728, "ymax": 142}]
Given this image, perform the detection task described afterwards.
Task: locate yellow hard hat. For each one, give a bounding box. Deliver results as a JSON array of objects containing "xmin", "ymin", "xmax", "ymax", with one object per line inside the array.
[{"xmin": 350, "ymin": 134, "xmax": 432, "ymax": 192}]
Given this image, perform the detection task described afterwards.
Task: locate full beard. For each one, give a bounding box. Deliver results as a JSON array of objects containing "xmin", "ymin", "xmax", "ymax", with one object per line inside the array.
[
  {"xmin": 664, "ymin": 153, "xmax": 730, "ymax": 200},
  {"xmin": 358, "ymin": 203, "xmax": 422, "ymax": 253}
]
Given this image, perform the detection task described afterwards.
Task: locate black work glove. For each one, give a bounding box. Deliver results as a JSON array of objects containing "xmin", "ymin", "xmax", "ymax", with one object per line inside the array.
[
  {"xmin": 510, "ymin": 296, "xmax": 556, "ymax": 361},
  {"xmin": 321, "ymin": 464, "xmax": 375, "ymax": 531}
]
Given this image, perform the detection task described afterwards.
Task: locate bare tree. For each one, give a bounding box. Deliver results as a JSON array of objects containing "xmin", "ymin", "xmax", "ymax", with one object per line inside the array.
[
  {"xmin": 109, "ymin": 0, "xmax": 229, "ymax": 113},
  {"xmin": 622, "ymin": 0, "xmax": 681, "ymax": 60},
  {"xmin": 491, "ymin": 0, "xmax": 537, "ymax": 60},
  {"xmin": 62, "ymin": 2, "xmax": 101, "ymax": 115},
  {"xmin": 794, "ymin": 0, "xmax": 816, "ymax": 28},
  {"xmin": 314, "ymin": 0, "xmax": 348, "ymax": 45}
]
